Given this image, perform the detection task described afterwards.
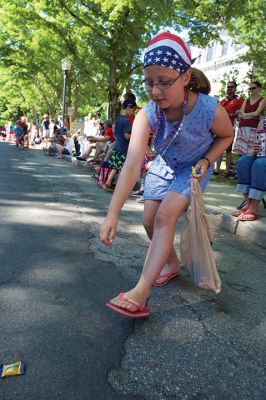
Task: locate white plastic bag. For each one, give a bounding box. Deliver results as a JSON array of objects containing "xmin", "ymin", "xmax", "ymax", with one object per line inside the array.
[{"xmin": 180, "ymin": 178, "xmax": 222, "ymax": 294}]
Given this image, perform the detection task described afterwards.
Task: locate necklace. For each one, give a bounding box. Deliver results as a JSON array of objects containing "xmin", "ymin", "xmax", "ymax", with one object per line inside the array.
[{"xmin": 146, "ymin": 90, "xmax": 189, "ymax": 162}]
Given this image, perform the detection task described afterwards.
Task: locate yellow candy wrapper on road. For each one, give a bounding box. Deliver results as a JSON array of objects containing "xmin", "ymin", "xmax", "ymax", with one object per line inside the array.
[{"xmin": 0, "ymin": 361, "xmax": 24, "ymax": 378}]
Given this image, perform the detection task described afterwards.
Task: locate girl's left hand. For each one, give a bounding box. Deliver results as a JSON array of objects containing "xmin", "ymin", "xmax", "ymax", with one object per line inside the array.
[{"xmin": 192, "ymin": 158, "xmax": 210, "ymax": 179}]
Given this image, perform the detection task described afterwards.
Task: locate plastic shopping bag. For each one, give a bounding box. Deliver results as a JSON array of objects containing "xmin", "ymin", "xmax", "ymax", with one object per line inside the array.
[{"xmin": 180, "ymin": 178, "xmax": 222, "ymax": 293}]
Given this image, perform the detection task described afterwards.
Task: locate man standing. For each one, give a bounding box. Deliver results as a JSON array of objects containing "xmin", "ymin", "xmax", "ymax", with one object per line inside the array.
[
  {"xmin": 42, "ymin": 114, "xmax": 50, "ymax": 146},
  {"xmin": 214, "ymin": 81, "xmax": 244, "ymax": 176}
]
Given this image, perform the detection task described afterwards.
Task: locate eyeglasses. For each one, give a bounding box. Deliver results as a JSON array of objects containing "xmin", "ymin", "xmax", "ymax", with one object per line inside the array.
[
  {"xmin": 227, "ymin": 86, "xmax": 235, "ymax": 89},
  {"xmin": 142, "ymin": 75, "xmax": 181, "ymax": 92},
  {"xmin": 249, "ymin": 86, "xmax": 257, "ymax": 90}
]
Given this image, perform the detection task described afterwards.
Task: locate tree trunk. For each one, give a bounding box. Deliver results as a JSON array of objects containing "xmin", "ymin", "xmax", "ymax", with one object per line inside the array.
[{"xmin": 107, "ymin": 57, "xmax": 121, "ymax": 123}]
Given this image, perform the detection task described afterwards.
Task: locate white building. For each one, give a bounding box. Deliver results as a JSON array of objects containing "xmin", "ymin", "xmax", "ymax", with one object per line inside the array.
[{"xmin": 192, "ymin": 33, "xmax": 252, "ymax": 97}]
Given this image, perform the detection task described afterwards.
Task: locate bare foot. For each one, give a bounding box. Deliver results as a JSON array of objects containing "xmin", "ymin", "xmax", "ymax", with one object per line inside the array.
[
  {"xmin": 109, "ymin": 288, "xmax": 149, "ymax": 313},
  {"xmin": 155, "ymin": 262, "xmax": 180, "ymax": 286}
]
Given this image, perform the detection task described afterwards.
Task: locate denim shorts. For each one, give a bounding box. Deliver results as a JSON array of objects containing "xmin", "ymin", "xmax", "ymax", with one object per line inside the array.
[{"xmin": 144, "ymin": 165, "xmax": 214, "ymax": 200}]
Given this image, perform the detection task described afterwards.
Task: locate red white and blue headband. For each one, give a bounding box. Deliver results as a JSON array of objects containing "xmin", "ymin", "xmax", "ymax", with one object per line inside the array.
[{"xmin": 143, "ymin": 31, "xmax": 193, "ymax": 73}]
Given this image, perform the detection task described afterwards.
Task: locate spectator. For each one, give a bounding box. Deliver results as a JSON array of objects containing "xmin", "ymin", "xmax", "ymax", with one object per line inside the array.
[
  {"xmin": 14, "ymin": 120, "xmax": 23, "ymax": 147},
  {"xmin": 232, "ymin": 117, "xmax": 266, "ymax": 221},
  {"xmin": 83, "ymin": 121, "xmax": 114, "ymax": 166},
  {"xmin": 233, "ymin": 81, "xmax": 265, "ymax": 156},
  {"xmin": 214, "ymin": 81, "xmax": 244, "ymax": 176},
  {"xmin": 121, "ymin": 90, "xmax": 140, "ymax": 125},
  {"xmin": 42, "ymin": 114, "xmax": 50, "ymax": 146},
  {"xmin": 76, "ymin": 122, "xmax": 105, "ymax": 161},
  {"xmin": 102, "ymin": 98, "xmax": 137, "ymax": 192}
]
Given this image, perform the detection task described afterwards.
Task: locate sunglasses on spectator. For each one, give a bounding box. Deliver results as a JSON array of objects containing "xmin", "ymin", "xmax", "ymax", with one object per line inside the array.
[
  {"xmin": 227, "ymin": 85, "xmax": 235, "ymax": 88},
  {"xmin": 249, "ymin": 86, "xmax": 257, "ymax": 90}
]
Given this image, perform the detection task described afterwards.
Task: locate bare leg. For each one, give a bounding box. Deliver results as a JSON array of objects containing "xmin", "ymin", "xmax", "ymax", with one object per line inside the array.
[
  {"xmin": 82, "ymin": 144, "xmax": 95, "ymax": 159},
  {"xmin": 105, "ymin": 169, "xmax": 117, "ymax": 186},
  {"xmin": 143, "ymin": 200, "xmax": 180, "ymax": 284},
  {"xmin": 91, "ymin": 142, "xmax": 105, "ymax": 161},
  {"xmin": 225, "ymin": 151, "xmax": 232, "ymax": 174},
  {"xmin": 215, "ymin": 154, "xmax": 223, "ymax": 173},
  {"xmin": 246, "ymin": 198, "xmax": 260, "ymax": 213},
  {"xmin": 110, "ymin": 192, "xmax": 189, "ymax": 312}
]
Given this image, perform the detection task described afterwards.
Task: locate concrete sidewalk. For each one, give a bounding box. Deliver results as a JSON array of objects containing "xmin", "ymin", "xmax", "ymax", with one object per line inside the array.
[{"xmin": 61, "ymin": 153, "xmax": 266, "ymax": 248}]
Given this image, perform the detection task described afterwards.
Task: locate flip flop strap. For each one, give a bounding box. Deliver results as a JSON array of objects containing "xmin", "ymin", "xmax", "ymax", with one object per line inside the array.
[
  {"xmin": 118, "ymin": 292, "xmax": 145, "ymax": 311},
  {"xmin": 156, "ymin": 272, "xmax": 178, "ymax": 279},
  {"xmin": 242, "ymin": 211, "xmax": 257, "ymax": 216}
]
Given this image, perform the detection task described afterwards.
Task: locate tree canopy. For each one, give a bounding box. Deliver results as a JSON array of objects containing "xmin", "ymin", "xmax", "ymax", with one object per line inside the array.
[{"xmin": 0, "ymin": 0, "xmax": 264, "ymax": 125}]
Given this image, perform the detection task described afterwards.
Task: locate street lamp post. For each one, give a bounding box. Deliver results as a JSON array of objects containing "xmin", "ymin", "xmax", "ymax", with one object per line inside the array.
[{"xmin": 61, "ymin": 57, "xmax": 71, "ymax": 134}]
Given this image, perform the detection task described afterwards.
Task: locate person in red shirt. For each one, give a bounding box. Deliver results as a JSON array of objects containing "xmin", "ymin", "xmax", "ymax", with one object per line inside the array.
[
  {"xmin": 83, "ymin": 121, "xmax": 115, "ymax": 166},
  {"xmin": 214, "ymin": 81, "xmax": 244, "ymax": 176}
]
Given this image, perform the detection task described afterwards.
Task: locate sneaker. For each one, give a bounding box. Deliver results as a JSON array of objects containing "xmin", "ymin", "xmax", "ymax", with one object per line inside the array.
[
  {"xmin": 130, "ymin": 189, "xmax": 144, "ymax": 197},
  {"xmin": 136, "ymin": 196, "xmax": 145, "ymax": 203},
  {"xmin": 102, "ymin": 183, "xmax": 115, "ymax": 192}
]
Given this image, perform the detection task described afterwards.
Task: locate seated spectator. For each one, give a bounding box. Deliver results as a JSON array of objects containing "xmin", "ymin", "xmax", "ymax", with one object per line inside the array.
[
  {"xmin": 77, "ymin": 122, "xmax": 108, "ymax": 162},
  {"xmin": 83, "ymin": 121, "xmax": 114, "ymax": 166},
  {"xmin": 56, "ymin": 136, "xmax": 66, "ymax": 158},
  {"xmin": 232, "ymin": 117, "xmax": 266, "ymax": 221},
  {"xmin": 60, "ymin": 135, "xmax": 74, "ymax": 157}
]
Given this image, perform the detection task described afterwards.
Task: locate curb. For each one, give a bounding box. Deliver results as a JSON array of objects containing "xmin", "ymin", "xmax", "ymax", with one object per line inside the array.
[{"xmin": 206, "ymin": 204, "xmax": 266, "ymax": 248}]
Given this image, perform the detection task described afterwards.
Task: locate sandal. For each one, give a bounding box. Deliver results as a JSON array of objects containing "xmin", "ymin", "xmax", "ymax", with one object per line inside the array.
[
  {"xmin": 102, "ymin": 183, "xmax": 114, "ymax": 192},
  {"xmin": 238, "ymin": 211, "xmax": 258, "ymax": 221},
  {"xmin": 231, "ymin": 208, "xmax": 247, "ymax": 217},
  {"xmin": 153, "ymin": 271, "xmax": 181, "ymax": 287},
  {"xmin": 106, "ymin": 293, "xmax": 150, "ymax": 318}
]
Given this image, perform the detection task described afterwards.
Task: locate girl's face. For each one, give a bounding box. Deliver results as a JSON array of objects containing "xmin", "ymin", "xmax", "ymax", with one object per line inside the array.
[{"xmin": 144, "ymin": 65, "xmax": 191, "ymax": 110}]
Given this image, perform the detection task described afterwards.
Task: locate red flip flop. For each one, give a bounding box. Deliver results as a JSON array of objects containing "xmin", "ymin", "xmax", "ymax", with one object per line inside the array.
[
  {"xmin": 238, "ymin": 211, "xmax": 258, "ymax": 221},
  {"xmin": 231, "ymin": 208, "xmax": 247, "ymax": 217},
  {"xmin": 106, "ymin": 292, "xmax": 150, "ymax": 318},
  {"xmin": 153, "ymin": 271, "xmax": 181, "ymax": 287}
]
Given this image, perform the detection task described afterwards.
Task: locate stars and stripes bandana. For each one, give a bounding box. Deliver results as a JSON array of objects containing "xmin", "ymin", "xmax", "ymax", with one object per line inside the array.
[{"xmin": 143, "ymin": 31, "xmax": 192, "ymax": 73}]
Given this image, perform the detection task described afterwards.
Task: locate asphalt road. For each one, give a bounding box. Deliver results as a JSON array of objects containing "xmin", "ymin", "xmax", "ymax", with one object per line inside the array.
[
  {"xmin": 0, "ymin": 142, "xmax": 265, "ymax": 400},
  {"xmin": 0, "ymin": 143, "xmax": 144, "ymax": 400}
]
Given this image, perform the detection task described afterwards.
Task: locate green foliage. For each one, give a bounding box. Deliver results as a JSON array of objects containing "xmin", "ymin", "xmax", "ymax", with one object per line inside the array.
[{"xmin": 0, "ymin": 0, "xmax": 265, "ymax": 126}]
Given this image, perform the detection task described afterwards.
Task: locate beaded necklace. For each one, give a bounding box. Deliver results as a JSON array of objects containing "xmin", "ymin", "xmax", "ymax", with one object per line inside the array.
[{"xmin": 146, "ymin": 90, "xmax": 189, "ymax": 162}]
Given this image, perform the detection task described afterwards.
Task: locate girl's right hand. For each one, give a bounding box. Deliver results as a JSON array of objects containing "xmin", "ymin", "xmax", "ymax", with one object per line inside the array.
[{"xmin": 100, "ymin": 214, "xmax": 118, "ymax": 245}]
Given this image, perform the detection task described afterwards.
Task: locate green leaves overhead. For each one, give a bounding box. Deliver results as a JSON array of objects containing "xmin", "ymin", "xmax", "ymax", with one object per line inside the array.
[{"xmin": 0, "ymin": 0, "xmax": 264, "ymax": 124}]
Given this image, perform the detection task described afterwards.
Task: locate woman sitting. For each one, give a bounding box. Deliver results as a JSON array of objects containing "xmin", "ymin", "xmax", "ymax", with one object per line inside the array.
[{"xmin": 232, "ymin": 117, "xmax": 266, "ymax": 221}]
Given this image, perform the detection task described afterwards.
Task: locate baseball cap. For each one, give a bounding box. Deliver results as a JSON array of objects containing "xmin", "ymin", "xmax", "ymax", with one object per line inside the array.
[{"xmin": 122, "ymin": 98, "xmax": 139, "ymax": 109}]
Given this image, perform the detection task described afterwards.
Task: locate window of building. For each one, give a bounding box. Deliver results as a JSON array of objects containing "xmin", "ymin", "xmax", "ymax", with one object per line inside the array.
[
  {"xmin": 221, "ymin": 41, "xmax": 229, "ymax": 57},
  {"xmin": 206, "ymin": 46, "xmax": 214, "ymax": 62}
]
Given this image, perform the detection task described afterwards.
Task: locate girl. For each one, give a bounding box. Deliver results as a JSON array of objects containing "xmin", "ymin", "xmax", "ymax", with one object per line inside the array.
[{"xmin": 100, "ymin": 31, "xmax": 233, "ymax": 318}]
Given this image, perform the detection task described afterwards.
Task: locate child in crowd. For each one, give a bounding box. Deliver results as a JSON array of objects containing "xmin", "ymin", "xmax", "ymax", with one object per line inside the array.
[
  {"xmin": 14, "ymin": 120, "xmax": 23, "ymax": 147},
  {"xmin": 56, "ymin": 135, "xmax": 74, "ymax": 158},
  {"xmin": 102, "ymin": 98, "xmax": 137, "ymax": 192},
  {"xmin": 100, "ymin": 30, "xmax": 233, "ymax": 318}
]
